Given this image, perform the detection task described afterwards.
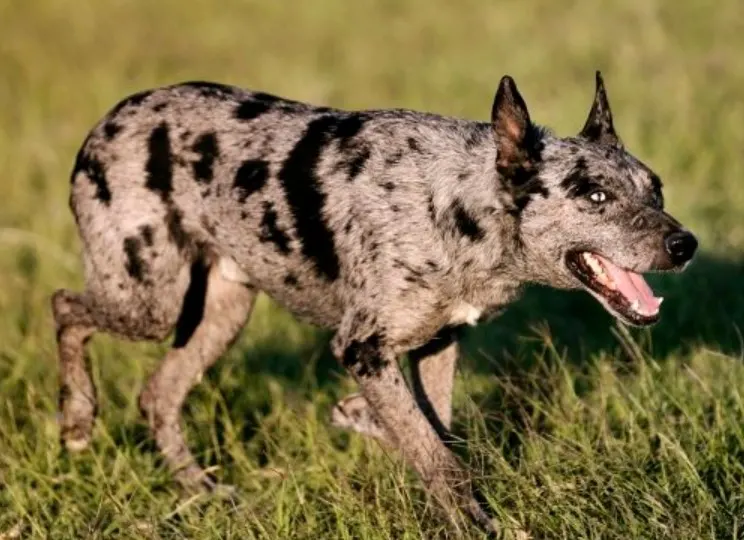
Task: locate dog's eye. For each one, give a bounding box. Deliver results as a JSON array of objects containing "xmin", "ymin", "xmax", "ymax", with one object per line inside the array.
[{"xmin": 589, "ymin": 190, "xmax": 608, "ymax": 204}]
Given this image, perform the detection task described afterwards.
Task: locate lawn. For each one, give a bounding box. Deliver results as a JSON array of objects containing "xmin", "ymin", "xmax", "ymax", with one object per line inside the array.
[{"xmin": 1, "ymin": 0, "xmax": 744, "ymax": 538}]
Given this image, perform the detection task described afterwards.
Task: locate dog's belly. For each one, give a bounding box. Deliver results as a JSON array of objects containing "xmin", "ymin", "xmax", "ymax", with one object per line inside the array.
[{"xmin": 217, "ymin": 255, "xmax": 345, "ymax": 329}]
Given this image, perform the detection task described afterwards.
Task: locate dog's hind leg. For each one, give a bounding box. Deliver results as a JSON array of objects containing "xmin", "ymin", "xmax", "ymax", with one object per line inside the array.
[
  {"xmin": 332, "ymin": 328, "xmax": 460, "ymax": 443},
  {"xmin": 53, "ymin": 237, "xmax": 200, "ymax": 452},
  {"xmin": 138, "ymin": 258, "xmax": 256, "ymax": 492},
  {"xmin": 51, "ymin": 290, "xmax": 99, "ymax": 451}
]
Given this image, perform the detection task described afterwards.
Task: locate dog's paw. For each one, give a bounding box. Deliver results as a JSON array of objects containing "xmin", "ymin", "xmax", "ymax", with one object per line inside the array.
[
  {"xmin": 204, "ymin": 480, "xmax": 238, "ymax": 501},
  {"xmin": 175, "ymin": 466, "xmax": 237, "ymax": 501},
  {"xmin": 62, "ymin": 435, "xmax": 91, "ymax": 453},
  {"xmin": 59, "ymin": 417, "xmax": 93, "ymax": 453},
  {"xmin": 331, "ymin": 393, "xmax": 390, "ymax": 443}
]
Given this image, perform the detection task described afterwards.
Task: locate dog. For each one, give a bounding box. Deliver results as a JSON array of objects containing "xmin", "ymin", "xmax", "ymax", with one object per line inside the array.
[{"xmin": 52, "ymin": 71, "xmax": 697, "ymax": 534}]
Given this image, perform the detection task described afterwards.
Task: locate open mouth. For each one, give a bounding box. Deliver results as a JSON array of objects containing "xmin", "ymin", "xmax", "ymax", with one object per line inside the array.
[{"xmin": 566, "ymin": 251, "xmax": 663, "ymax": 327}]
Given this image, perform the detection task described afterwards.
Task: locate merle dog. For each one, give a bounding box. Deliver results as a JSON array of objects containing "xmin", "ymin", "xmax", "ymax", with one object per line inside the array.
[{"xmin": 53, "ymin": 71, "xmax": 697, "ymax": 534}]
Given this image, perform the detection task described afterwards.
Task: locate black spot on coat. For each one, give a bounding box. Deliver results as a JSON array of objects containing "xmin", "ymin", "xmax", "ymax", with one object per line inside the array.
[
  {"xmin": 109, "ymin": 89, "xmax": 153, "ymax": 117},
  {"xmin": 407, "ymin": 137, "xmax": 422, "ymax": 153},
  {"xmin": 103, "ymin": 122, "xmax": 121, "ymax": 140},
  {"xmin": 145, "ymin": 123, "xmax": 173, "ymax": 201},
  {"xmin": 344, "ymin": 147, "xmax": 370, "ymax": 180},
  {"xmin": 330, "ymin": 115, "xmax": 370, "ymax": 181},
  {"xmin": 182, "ymin": 81, "xmax": 236, "ymax": 98},
  {"xmin": 511, "ymin": 179, "xmax": 549, "ymax": 214},
  {"xmin": 72, "ymin": 150, "xmax": 111, "ymax": 205},
  {"xmin": 250, "ymin": 92, "xmax": 322, "ymax": 114},
  {"xmin": 85, "ymin": 157, "xmax": 111, "ymax": 205},
  {"xmin": 235, "ymin": 99, "xmax": 272, "ymax": 121},
  {"xmin": 342, "ymin": 333, "xmax": 388, "ymax": 378},
  {"xmin": 427, "ymin": 194, "xmax": 436, "ymax": 223},
  {"xmin": 464, "ymin": 129, "xmax": 486, "ymax": 150},
  {"xmin": 251, "ymin": 92, "xmax": 283, "ymax": 103},
  {"xmin": 123, "ymin": 237, "xmax": 146, "ymax": 282},
  {"xmin": 385, "ymin": 150, "xmax": 403, "ymax": 167},
  {"xmin": 335, "ymin": 115, "xmax": 366, "ymax": 150},
  {"xmin": 451, "ymin": 199, "xmax": 485, "ymax": 241},
  {"xmin": 165, "ymin": 207, "xmax": 189, "ymax": 252},
  {"xmin": 335, "ymin": 146, "xmax": 371, "ymax": 181},
  {"xmin": 139, "ymin": 225, "xmax": 154, "ymax": 247},
  {"xmin": 560, "ymin": 158, "xmax": 595, "ymax": 198},
  {"xmin": 233, "ymin": 160, "xmax": 269, "ymax": 203},
  {"xmin": 499, "ymin": 150, "xmax": 548, "ymax": 215},
  {"xmin": 259, "ymin": 202, "xmax": 291, "ymax": 254},
  {"xmin": 278, "ymin": 116, "xmax": 341, "ymax": 281},
  {"xmin": 191, "ymin": 132, "xmax": 220, "ymax": 184},
  {"xmin": 649, "ymin": 173, "xmax": 664, "ymax": 209},
  {"xmin": 172, "ymin": 257, "xmax": 209, "ymax": 348}
]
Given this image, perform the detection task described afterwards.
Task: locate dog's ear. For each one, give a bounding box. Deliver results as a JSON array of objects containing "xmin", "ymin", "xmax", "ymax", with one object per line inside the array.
[
  {"xmin": 492, "ymin": 76, "xmax": 538, "ymax": 182},
  {"xmin": 579, "ymin": 71, "xmax": 620, "ymax": 146}
]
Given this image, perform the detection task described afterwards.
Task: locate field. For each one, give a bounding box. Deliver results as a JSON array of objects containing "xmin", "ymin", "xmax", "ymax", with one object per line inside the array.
[{"xmin": 1, "ymin": 0, "xmax": 744, "ymax": 538}]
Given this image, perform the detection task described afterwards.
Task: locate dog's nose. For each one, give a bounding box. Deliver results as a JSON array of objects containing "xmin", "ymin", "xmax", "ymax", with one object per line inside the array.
[{"xmin": 664, "ymin": 231, "xmax": 698, "ymax": 265}]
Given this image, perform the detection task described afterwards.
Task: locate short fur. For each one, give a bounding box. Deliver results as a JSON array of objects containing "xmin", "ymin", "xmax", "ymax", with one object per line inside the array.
[{"xmin": 53, "ymin": 72, "xmax": 696, "ymax": 534}]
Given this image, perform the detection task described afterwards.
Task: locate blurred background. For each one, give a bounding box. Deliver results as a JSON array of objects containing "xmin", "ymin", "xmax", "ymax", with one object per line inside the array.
[{"xmin": 1, "ymin": 0, "xmax": 744, "ymax": 538}]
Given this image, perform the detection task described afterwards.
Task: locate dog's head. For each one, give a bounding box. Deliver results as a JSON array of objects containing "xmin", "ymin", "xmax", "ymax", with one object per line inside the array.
[{"xmin": 493, "ymin": 72, "xmax": 697, "ymax": 327}]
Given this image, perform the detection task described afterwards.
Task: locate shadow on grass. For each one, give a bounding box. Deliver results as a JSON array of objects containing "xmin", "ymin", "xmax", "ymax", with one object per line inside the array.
[
  {"xmin": 451, "ymin": 252, "xmax": 744, "ymax": 467},
  {"xmin": 464, "ymin": 255, "xmax": 744, "ymax": 371},
  {"xmin": 460, "ymin": 251, "xmax": 744, "ymax": 374}
]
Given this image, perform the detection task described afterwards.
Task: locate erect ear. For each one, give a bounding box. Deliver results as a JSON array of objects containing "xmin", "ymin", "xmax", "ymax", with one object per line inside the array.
[
  {"xmin": 492, "ymin": 75, "xmax": 534, "ymax": 177},
  {"xmin": 579, "ymin": 71, "xmax": 621, "ymax": 146}
]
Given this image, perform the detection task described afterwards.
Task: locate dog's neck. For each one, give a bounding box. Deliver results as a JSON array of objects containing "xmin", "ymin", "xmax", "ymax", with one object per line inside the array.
[{"xmin": 426, "ymin": 124, "xmax": 532, "ymax": 311}]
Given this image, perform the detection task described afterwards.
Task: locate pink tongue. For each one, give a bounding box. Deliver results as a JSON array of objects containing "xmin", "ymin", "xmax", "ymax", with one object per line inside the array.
[{"xmin": 596, "ymin": 255, "xmax": 661, "ymax": 313}]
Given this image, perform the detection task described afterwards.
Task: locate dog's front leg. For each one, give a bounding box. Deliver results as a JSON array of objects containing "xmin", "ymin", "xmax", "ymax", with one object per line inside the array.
[
  {"xmin": 409, "ymin": 327, "xmax": 460, "ymax": 436},
  {"xmin": 332, "ymin": 322, "xmax": 496, "ymax": 535}
]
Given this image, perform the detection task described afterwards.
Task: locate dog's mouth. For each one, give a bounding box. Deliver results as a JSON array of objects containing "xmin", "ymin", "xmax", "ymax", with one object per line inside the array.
[{"xmin": 566, "ymin": 251, "xmax": 663, "ymax": 327}]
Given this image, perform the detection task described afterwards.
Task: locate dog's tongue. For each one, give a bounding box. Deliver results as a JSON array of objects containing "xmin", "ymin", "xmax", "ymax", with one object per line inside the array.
[{"xmin": 596, "ymin": 255, "xmax": 662, "ymax": 313}]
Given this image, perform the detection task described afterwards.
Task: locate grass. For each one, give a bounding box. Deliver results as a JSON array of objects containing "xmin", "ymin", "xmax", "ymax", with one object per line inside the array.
[{"xmin": 1, "ymin": 0, "xmax": 744, "ymax": 537}]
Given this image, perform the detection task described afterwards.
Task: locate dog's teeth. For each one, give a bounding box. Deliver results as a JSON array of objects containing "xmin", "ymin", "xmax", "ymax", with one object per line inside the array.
[
  {"xmin": 630, "ymin": 300, "xmax": 640, "ymax": 313},
  {"xmin": 657, "ymin": 297, "xmax": 664, "ymax": 305},
  {"xmin": 598, "ymin": 271, "xmax": 616, "ymax": 289},
  {"xmin": 581, "ymin": 253, "xmax": 617, "ymax": 290},
  {"xmin": 583, "ymin": 253, "xmax": 603, "ymax": 274}
]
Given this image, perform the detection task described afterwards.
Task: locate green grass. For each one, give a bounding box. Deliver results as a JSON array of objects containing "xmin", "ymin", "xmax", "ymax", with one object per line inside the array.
[{"xmin": 1, "ymin": 0, "xmax": 744, "ymax": 537}]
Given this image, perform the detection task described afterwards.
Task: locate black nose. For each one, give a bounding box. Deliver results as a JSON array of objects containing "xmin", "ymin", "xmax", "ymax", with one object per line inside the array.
[{"xmin": 664, "ymin": 231, "xmax": 698, "ymax": 265}]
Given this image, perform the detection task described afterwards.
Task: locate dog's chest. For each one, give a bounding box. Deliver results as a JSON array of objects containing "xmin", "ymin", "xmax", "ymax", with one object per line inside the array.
[
  {"xmin": 448, "ymin": 301, "xmax": 483, "ymax": 326},
  {"xmin": 218, "ymin": 257, "xmax": 252, "ymax": 283}
]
